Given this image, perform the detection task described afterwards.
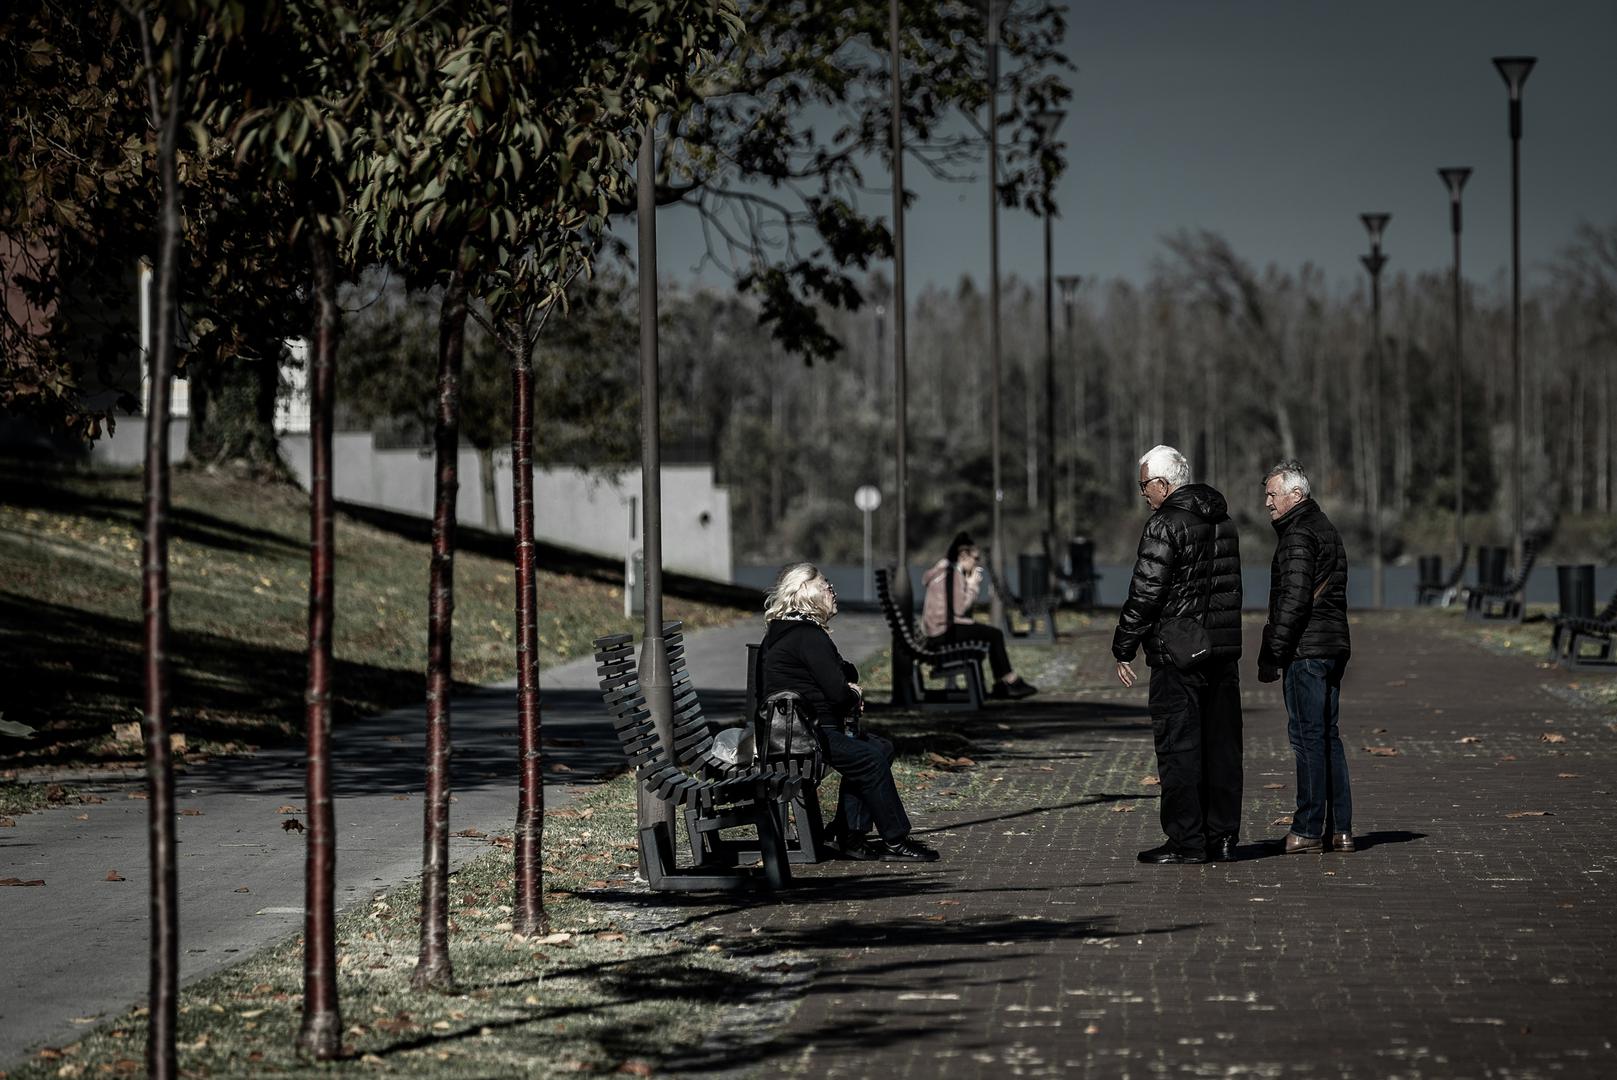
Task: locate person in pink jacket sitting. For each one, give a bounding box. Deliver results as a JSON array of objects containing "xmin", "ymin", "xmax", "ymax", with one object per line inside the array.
[{"xmin": 920, "ymin": 532, "xmax": 1037, "ymax": 699}]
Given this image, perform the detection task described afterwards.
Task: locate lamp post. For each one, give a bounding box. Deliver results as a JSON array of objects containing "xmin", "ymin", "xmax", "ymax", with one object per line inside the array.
[
  {"xmin": 1361, "ymin": 212, "xmax": 1390, "ymax": 609},
  {"xmin": 635, "ymin": 114, "xmax": 676, "ymax": 856},
  {"xmin": 1438, "ymin": 167, "xmax": 1472, "ymax": 558},
  {"xmin": 986, "ymin": 0, "xmax": 1005, "ymax": 629},
  {"xmin": 1057, "ymin": 274, "xmax": 1082, "ymax": 524},
  {"xmin": 1031, "ymin": 108, "xmax": 1067, "ymax": 562},
  {"xmin": 1493, "ymin": 56, "xmax": 1535, "ymax": 571},
  {"xmin": 887, "ymin": 0, "xmax": 915, "ymax": 698}
]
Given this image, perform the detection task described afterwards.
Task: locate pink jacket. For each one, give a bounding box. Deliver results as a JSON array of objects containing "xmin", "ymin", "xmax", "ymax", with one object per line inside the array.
[{"xmin": 920, "ymin": 559, "xmax": 981, "ymax": 639}]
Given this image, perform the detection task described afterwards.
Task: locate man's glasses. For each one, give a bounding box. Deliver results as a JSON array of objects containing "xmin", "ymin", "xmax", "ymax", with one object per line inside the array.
[{"xmin": 1138, "ymin": 477, "xmax": 1166, "ymax": 493}]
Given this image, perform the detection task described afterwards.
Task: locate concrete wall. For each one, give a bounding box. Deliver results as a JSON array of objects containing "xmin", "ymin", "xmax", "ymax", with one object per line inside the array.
[
  {"xmin": 278, "ymin": 433, "xmax": 732, "ymax": 582},
  {"xmin": 86, "ymin": 416, "xmax": 190, "ymax": 469}
]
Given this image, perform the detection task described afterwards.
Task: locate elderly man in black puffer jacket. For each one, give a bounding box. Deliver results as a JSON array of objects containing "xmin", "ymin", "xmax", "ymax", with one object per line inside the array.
[
  {"xmin": 1257, "ymin": 459, "xmax": 1354, "ymax": 855},
  {"xmin": 1112, "ymin": 445, "xmax": 1244, "ymax": 865}
]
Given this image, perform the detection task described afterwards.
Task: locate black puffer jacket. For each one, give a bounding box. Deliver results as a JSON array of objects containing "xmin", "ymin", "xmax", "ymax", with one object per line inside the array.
[
  {"xmin": 1258, "ymin": 498, "xmax": 1350, "ymax": 667},
  {"xmin": 1112, "ymin": 484, "xmax": 1243, "ymax": 667}
]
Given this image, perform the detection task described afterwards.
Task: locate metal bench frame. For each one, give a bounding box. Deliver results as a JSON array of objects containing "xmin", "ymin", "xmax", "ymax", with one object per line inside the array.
[
  {"xmin": 876, "ymin": 568, "xmax": 990, "ymax": 710},
  {"xmin": 1465, "ymin": 540, "xmax": 1538, "ymax": 624}
]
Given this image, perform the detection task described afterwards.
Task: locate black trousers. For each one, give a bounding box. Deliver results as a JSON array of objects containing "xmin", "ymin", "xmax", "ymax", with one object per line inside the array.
[
  {"xmin": 821, "ymin": 729, "xmax": 911, "ymax": 843},
  {"xmin": 1146, "ymin": 659, "xmax": 1243, "ymax": 856},
  {"xmin": 930, "ymin": 624, "xmax": 1012, "ymax": 681}
]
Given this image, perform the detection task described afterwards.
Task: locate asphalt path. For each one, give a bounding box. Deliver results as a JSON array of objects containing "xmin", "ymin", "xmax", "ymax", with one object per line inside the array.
[{"xmin": 0, "ymin": 613, "xmax": 889, "ymax": 1067}]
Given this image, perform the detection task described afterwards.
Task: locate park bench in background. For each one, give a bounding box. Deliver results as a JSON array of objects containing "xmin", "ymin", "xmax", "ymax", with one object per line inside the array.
[
  {"xmin": 1465, "ymin": 539, "xmax": 1538, "ymax": 623},
  {"xmin": 1549, "ymin": 567, "xmax": 1617, "ymax": 669},
  {"xmin": 876, "ymin": 568, "xmax": 990, "ymax": 710},
  {"xmin": 1415, "ymin": 546, "xmax": 1469, "ymax": 606},
  {"xmin": 985, "ymin": 558, "xmax": 1059, "ymax": 644},
  {"xmin": 594, "ymin": 625, "xmax": 802, "ymax": 892}
]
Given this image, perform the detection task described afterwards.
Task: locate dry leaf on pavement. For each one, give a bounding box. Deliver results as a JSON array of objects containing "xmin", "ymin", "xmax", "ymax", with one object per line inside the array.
[
  {"xmin": 1505, "ymin": 810, "xmax": 1553, "ymax": 819},
  {"xmin": 105, "ymin": 870, "xmax": 125, "ymax": 882},
  {"xmin": 1363, "ymin": 745, "xmax": 1399, "ymax": 756},
  {"xmin": 1540, "ymin": 733, "xmax": 1567, "ymax": 744}
]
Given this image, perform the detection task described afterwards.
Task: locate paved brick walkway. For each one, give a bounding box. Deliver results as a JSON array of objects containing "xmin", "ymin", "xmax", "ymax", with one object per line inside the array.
[{"xmin": 687, "ymin": 614, "xmax": 1617, "ymax": 1079}]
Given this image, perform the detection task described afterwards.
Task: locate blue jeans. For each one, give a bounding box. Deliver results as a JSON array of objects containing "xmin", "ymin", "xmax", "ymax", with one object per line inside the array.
[
  {"xmin": 821, "ymin": 729, "xmax": 911, "ymax": 843},
  {"xmin": 1282, "ymin": 657, "xmax": 1351, "ymax": 838}
]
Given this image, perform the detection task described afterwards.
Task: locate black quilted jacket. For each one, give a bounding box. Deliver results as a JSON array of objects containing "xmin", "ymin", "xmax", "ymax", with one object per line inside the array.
[
  {"xmin": 1258, "ymin": 498, "xmax": 1351, "ymax": 667},
  {"xmin": 1111, "ymin": 484, "xmax": 1243, "ymax": 667}
]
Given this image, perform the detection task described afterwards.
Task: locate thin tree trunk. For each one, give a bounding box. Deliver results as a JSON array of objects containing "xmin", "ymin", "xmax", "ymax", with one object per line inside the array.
[
  {"xmin": 1571, "ymin": 363, "xmax": 1585, "ymax": 515},
  {"xmin": 414, "ymin": 263, "xmax": 469, "ymax": 992},
  {"xmin": 506, "ymin": 310, "xmax": 548, "ymax": 937},
  {"xmin": 136, "ymin": 16, "xmax": 182, "ymax": 1076},
  {"xmin": 296, "ymin": 228, "xmax": 342, "ymax": 1060},
  {"xmin": 1600, "ymin": 360, "xmax": 1612, "ymax": 514}
]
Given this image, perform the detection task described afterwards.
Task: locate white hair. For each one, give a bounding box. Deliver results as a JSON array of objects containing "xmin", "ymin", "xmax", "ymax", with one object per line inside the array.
[
  {"xmin": 1138, "ymin": 445, "xmax": 1192, "ymax": 489},
  {"xmin": 1264, "ymin": 459, "xmax": 1312, "ymax": 498},
  {"xmin": 764, "ymin": 562, "xmax": 835, "ymax": 625}
]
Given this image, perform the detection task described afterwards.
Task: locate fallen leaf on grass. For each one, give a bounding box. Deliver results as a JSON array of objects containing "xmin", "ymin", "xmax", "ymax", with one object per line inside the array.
[
  {"xmin": 919, "ymin": 914, "xmax": 947, "ymax": 922},
  {"xmin": 1540, "ymin": 733, "xmax": 1567, "ymax": 744},
  {"xmin": 1363, "ymin": 746, "xmax": 1399, "ymax": 757},
  {"xmin": 926, "ymin": 751, "xmax": 977, "ymax": 769},
  {"xmin": 276, "ymin": 805, "xmax": 303, "ymax": 814},
  {"xmin": 282, "ymin": 819, "xmax": 305, "ymax": 834},
  {"xmin": 534, "ymin": 932, "xmax": 572, "ymax": 945},
  {"xmin": 105, "ymin": 870, "xmax": 125, "ymax": 882},
  {"xmin": 491, "ymin": 835, "xmax": 514, "ymax": 848},
  {"xmin": 73, "ymin": 813, "xmax": 89, "ymax": 821},
  {"xmin": 586, "ymin": 879, "xmax": 611, "ymax": 889},
  {"xmin": 936, "ymin": 899, "xmax": 961, "ymax": 907},
  {"xmin": 1262, "ymin": 783, "xmax": 1285, "ymax": 790},
  {"xmin": 1, "ymin": 878, "xmax": 45, "ymax": 886},
  {"xmin": 594, "ymin": 932, "xmax": 626, "ymax": 942},
  {"xmin": 1110, "ymin": 804, "xmax": 1135, "ymax": 813},
  {"xmin": 617, "ymin": 1063, "xmax": 654, "ymax": 1078},
  {"xmin": 548, "ymin": 763, "xmax": 574, "ymax": 773},
  {"xmin": 179, "ymin": 808, "xmax": 203, "ymax": 816},
  {"xmin": 127, "ymin": 791, "xmax": 148, "ymax": 800},
  {"xmin": 1459, "ymin": 736, "xmax": 1482, "ymax": 744},
  {"xmin": 111, "ymin": 722, "xmax": 141, "ymax": 745},
  {"xmin": 1036, "ymin": 765, "xmax": 1055, "ymax": 772},
  {"xmin": 1271, "ymin": 815, "xmax": 1293, "ymax": 826},
  {"xmin": 453, "ymin": 828, "xmax": 487, "ymax": 839},
  {"xmin": 1139, "ymin": 775, "xmax": 1161, "ymax": 786},
  {"xmin": 1505, "ymin": 810, "xmax": 1553, "ymax": 819},
  {"xmin": 0, "ymin": 817, "xmax": 15, "ymax": 828}
]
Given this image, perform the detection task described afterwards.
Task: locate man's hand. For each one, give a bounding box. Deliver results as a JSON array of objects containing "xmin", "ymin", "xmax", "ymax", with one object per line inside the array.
[
  {"xmin": 1258, "ymin": 664, "xmax": 1280, "ymax": 684},
  {"xmin": 1115, "ymin": 660, "xmax": 1137, "ymax": 688}
]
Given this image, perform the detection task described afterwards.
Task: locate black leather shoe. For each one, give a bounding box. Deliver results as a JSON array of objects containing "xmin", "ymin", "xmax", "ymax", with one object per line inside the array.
[
  {"xmin": 876, "ymin": 837, "xmax": 941, "ymax": 862},
  {"xmin": 1137, "ymin": 844, "xmax": 1208, "ymax": 865},
  {"xmin": 835, "ymin": 834, "xmax": 878, "ymax": 860},
  {"xmin": 1209, "ymin": 835, "xmax": 1239, "ymax": 862}
]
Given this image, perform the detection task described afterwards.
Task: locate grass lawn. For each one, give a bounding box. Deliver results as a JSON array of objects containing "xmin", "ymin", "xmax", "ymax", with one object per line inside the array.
[{"xmin": 0, "ymin": 466, "xmax": 745, "ymax": 792}]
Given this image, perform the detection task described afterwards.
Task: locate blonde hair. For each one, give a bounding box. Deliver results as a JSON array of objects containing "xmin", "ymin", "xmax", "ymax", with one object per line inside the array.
[{"xmin": 764, "ymin": 562, "xmax": 836, "ymax": 625}]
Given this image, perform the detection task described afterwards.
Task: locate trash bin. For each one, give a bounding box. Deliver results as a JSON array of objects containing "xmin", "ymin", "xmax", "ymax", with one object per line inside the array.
[
  {"xmin": 1477, "ymin": 546, "xmax": 1509, "ymax": 588},
  {"xmin": 1018, "ymin": 553, "xmax": 1051, "ymax": 601},
  {"xmin": 1418, "ymin": 554, "xmax": 1443, "ymax": 588},
  {"xmin": 1556, "ymin": 564, "xmax": 1595, "ymax": 619}
]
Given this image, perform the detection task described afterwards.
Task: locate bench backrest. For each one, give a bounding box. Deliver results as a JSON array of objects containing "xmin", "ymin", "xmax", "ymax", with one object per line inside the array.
[{"xmin": 874, "ymin": 568, "xmax": 926, "ymax": 654}]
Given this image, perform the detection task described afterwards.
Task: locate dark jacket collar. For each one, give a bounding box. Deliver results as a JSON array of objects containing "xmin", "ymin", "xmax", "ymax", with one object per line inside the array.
[{"xmin": 1271, "ymin": 497, "xmax": 1317, "ymax": 536}]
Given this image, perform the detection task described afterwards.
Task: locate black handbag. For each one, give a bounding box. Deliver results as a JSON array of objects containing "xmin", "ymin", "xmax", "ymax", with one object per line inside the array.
[
  {"xmin": 1157, "ymin": 543, "xmax": 1214, "ymax": 670},
  {"xmin": 757, "ymin": 691, "xmax": 828, "ymax": 783}
]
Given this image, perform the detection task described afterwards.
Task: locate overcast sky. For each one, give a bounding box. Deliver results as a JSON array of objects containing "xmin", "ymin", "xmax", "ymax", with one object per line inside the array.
[{"xmin": 651, "ymin": 0, "xmax": 1617, "ymax": 295}]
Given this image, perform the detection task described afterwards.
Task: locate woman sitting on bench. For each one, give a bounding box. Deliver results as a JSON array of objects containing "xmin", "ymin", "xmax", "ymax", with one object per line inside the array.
[
  {"xmin": 921, "ymin": 532, "xmax": 1038, "ymax": 699},
  {"xmin": 759, "ymin": 563, "xmax": 940, "ymax": 862}
]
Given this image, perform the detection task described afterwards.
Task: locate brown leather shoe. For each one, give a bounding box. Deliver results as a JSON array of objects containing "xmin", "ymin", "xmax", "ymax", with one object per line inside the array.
[
  {"xmin": 1330, "ymin": 832, "xmax": 1356, "ymax": 853},
  {"xmin": 1284, "ymin": 832, "xmax": 1324, "ymax": 854}
]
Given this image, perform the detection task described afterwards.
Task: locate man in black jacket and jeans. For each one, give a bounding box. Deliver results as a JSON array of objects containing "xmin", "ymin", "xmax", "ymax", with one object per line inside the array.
[
  {"xmin": 1113, "ymin": 445, "xmax": 1244, "ymax": 865},
  {"xmin": 1257, "ymin": 460, "xmax": 1354, "ymax": 854}
]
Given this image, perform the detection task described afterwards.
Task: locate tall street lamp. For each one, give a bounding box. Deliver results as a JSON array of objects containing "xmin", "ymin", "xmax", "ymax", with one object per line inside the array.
[
  {"xmin": 635, "ymin": 113, "xmax": 676, "ymax": 855},
  {"xmin": 986, "ymin": 0, "xmax": 1005, "ymax": 629},
  {"xmin": 1493, "ymin": 56, "xmax": 1535, "ymax": 570},
  {"xmin": 1361, "ymin": 212, "xmax": 1390, "ymax": 609},
  {"xmin": 1057, "ymin": 274, "xmax": 1082, "ymax": 522},
  {"xmin": 1438, "ymin": 167, "xmax": 1472, "ymax": 559},
  {"xmin": 887, "ymin": 0, "xmax": 916, "ymax": 698},
  {"xmin": 1031, "ymin": 108, "xmax": 1067, "ymax": 562}
]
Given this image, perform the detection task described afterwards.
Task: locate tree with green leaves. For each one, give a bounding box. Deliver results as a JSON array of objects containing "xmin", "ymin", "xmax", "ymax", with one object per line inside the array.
[{"xmin": 650, "ymin": 0, "xmax": 1070, "ymax": 363}]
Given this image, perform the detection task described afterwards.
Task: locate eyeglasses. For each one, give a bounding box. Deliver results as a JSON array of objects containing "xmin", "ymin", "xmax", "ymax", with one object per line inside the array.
[{"xmin": 1138, "ymin": 477, "xmax": 1166, "ymax": 493}]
